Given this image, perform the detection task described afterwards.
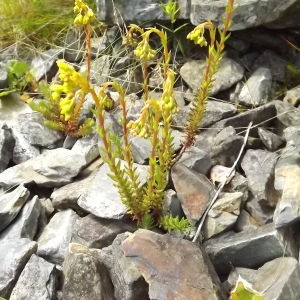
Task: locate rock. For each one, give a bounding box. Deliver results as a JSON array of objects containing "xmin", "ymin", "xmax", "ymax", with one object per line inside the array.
[
  {"xmin": 97, "ymin": 232, "xmax": 149, "ymax": 300},
  {"xmin": 274, "ymin": 101, "xmax": 300, "ymax": 130},
  {"xmin": 163, "ymin": 189, "xmax": 184, "ymax": 218},
  {"xmin": 238, "ymin": 67, "xmax": 272, "ymax": 107},
  {"xmin": 78, "ymin": 161, "xmax": 149, "ymax": 219},
  {"xmin": 0, "ymin": 238, "xmax": 37, "ymax": 299},
  {"xmin": 0, "ymin": 196, "xmax": 43, "ymax": 240},
  {"xmin": 273, "ymin": 127, "xmax": 300, "ymax": 227},
  {"xmin": 0, "ymin": 67, "xmax": 7, "ymax": 89},
  {"xmin": 62, "ymin": 243, "xmax": 114, "ymax": 300},
  {"xmin": 171, "ymin": 163, "xmax": 215, "ymax": 224},
  {"xmin": 227, "ymin": 257, "xmax": 300, "ymax": 300},
  {"xmin": 235, "ymin": 209, "xmax": 259, "ymax": 232},
  {"xmin": 30, "ymin": 48, "xmax": 61, "ymax": 81},
  {"xmin": 0, "ymin": 184, "xmax": 30, "ymax": 232},
  {"xmin": 128, "ymin": 135, "xmax": 152, "ymax": 164},
  {"xmin": 72, "ymin": 214, "xmax": 135, "ymax": 249},
  {"xmin": 91, "ymin": 35, "xmax": 112, "ymax": 58},
  {"xmin": 10, "ymin": 254, "xmax": 57, "ymax": 300},
  {"xmin": 178, "ymin": 146, "xmax": 212, "ymax": 175},
  {"xmin": 90, "ymin": 55, "xmax": 110, "ymax": 85},
  {"xmin": 241, "ymin": 149, "xmax": 279, "ymax": 206},
  {"xmin": 204, "ymin": 223, "xmax": 298, "ymax": 275},
  {"xmin": 284, "ymin": 84, "xmax": 300, "ymax": 107},
  {"xmin": 0, "ymin": 123, "xmax": 14, "ymax": 172},
  {"xmin": 180, "ymin": 57, "xmax": 244, "ymax": 95},
  {"xmin": 210, "ymin": 165, "xmax": 235, "ymax": 186},
  {"xmin": 17, "ymin": 112, "xmax": 64, "ymax": 148},
  {"xmin": 224, "ymin": 172, "xmax": 248, "ymax": 202},
  {"xmin": 0, "ymin": 148, "xmax": 87, "ymax": 188},
  {"xmin": 258, "ymin": 127, "xmax": 284, "ymax": 151},
  {"xmin": 122, "ymin": 229, "xmax": 227, "ymax": 299},
  {"xmin": 203, "ymin": 192, "xmax": 243, "ymax": 239},
  {"xmin": 37, "ymin": 209, "xmax": 79, "ymax": 264}
]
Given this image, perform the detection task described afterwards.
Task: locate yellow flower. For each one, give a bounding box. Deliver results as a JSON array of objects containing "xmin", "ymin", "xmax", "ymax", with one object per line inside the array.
[
  {"xmin": 134, "ymin": 39, "xmax": 156, "ymax": 61},
  {"xmin": 74, "ymin": 0, "xmax": 95, "ymax": 25},
  {"xmin": 187, "ymin": 23, "xmax": 209, "ymax": 47}
]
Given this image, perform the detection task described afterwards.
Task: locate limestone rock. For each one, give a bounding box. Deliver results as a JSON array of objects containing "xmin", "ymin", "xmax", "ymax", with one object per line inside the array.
[
  {"xmin": 258, "ymin": 127, "xmax": 284, "ymax": 152},
  {"xmin": 122, "ymin": 229, "xmax": 227, "ymax": 299},
  {"xmin": 284, "ymin": 84, "xmax": 300, "ymax": 107},
  {"xmin": 171, "ymin": 163, "xmax": 215, "ymax": 224},
  {"xmin": 37, "ymin": 209, "xmax": 79, "ymax": 264},
  {"xmin": 0, "ymin": 123, "xmax": 14, "ymax": 172},
  {"xmin": 204, "ymin": 223, "xmax": 298, "ymax": 275},
  {"xmin": 0, "ymin": 238, "xmax": 37, "ymax": 298},
  {"xmin": 10, "ymin": 254, "xmax": 57, "ymax": 300}
]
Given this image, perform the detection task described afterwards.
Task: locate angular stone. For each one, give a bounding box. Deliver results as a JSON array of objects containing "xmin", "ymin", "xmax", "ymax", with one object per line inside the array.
[
  {"xmin": 78, "ymin": 161, "xmax": 149, "ymax": 219},
  {"xmin": 258, "ymin": 127, "xmax": 284, "ymax": 152},
  {"xmin": 163, "ymin": 189, "xmax": 184, "ymax": 218},
  {"xmin": 63, "ymin": 243, "xmax": 114, "ymax": 300},
  {"xmin": 241, "ymin": 149, "xmax": 279, "ymax": 206},
  {"xmin": 0, "ymin": 123, "xmax": 14, "ymax": 172},
  {"xmin": 17, "ymin": 112, "xmax": 63, "ymax": 148},
  {"xmin": 210, "ymin": 165, "xmax": 236, "ymax": 186},
  {"xmin": 227, "ymin": 257, "xmax": 300, "ymax": 300},
  {"xmin": 37, "ymin": 209, "xmax": 79, "ymax": 264},
  {"xmin": 0, "ymin": 196, "xmax": 43, "ymax": 240},
  {"xmin": 10, "ymin": 254, "xmax": 57, "ymax": 300},
  {"xmin": 238, "ymin": 67, "xmax": 272, "ymax": 107},
  {"xmin": 122, "ymin": 229, "xmax": 227, "ymax": 299},
  {"xmin": 0, "ymin": 184, "xmax": 30, "ymax": 232},
  {"xmin": 171, "ymin": 163, "xmax": 215, "ymax": 224},
  {"xmin": 284, "ymin": 84, "xmax": 300, "ymax": 107},
  {"xmin": 91, "ymin": 55, "xmax": 110, "ymax": 85},
  {"xmin": 275, "ymin": 101, "xmax": 300, "ymax": 131},
  {"xmin": 72, "ymin": 214, "xmax": 135, "ymax": 249},
  {"xmin": 180, "ymin": 58, "xmax": 244, "ymax": 95},
  {"xmin": 0, "ymin": 238, "xmax": 37, "ymax": 298},
  {"xmin": 0, "ymin": 148, "xmax": 87, "ymax": 189},
  {"xmin": 203, "ymin": 192, "xmax": 243, "ymax": 239},
  {"xmin": 129, "ymin": 135, "xmax": 152, "ymax": 164},
  {"xmin": 235, "ymin": 209, "xmax": 259, "ymax": 232},
  {"xmin": 178, "ymin": 147, "xmax": 212, "ymax": 175},
  {"xmin": 204, "ymin": 223, "xmax": 298, "ymax": 275},
  {"xmin": 97, "ymin": 232, "xmax": 149, "ymax": 300}
]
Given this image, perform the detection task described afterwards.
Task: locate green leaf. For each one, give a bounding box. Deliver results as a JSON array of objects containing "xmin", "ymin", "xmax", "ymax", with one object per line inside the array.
[
  {"xmin": 230, "ymin": 278, "xmax": 264, "ymax": 300},
  {"xmin": 0, "ymin": 90, "xmax": 15, "ymax": 97}
]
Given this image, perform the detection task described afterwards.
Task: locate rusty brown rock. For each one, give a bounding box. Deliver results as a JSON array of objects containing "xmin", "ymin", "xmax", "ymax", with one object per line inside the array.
[{"xmin": 122, "ymin": 229, "xmax": 226, "ymax": 300}]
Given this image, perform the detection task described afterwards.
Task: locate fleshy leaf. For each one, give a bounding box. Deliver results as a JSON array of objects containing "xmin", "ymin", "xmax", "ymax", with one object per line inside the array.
[{"xmin": 230, "ymin": 277, "xmax": 264, "ymax": 300}]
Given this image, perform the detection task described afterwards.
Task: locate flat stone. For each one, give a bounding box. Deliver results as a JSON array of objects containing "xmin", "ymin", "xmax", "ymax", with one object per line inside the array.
[
  {"xmin": 0, "ymin": 196, "xmax": 43, "ymax": 240},
  {"xmin": 204, "ymin": 223, "xmax": 298, "ymax": 275},
  {"xmin": 122, "ymin": 229, "xmax": 227, "ymax": 299},
  {"xmin": 37, "ymin": 209, "xmax": 79, "ymax": 265},
  {"xmin": 63, "ymin": 243, "xmax": 114, "ymax": 300},
  {"xmin": 78, "ymin": 161, "xmax": 149, "ymax": 219},
  {"xmin": 238, "ymin": 67, "xmax": 272, "ymax": 107},
  {"xmin": 227, "ymin": 257, "xmax": 300, "ymax": 300},
  {"xmin": 258, "ymin": 127, "xmax": 284, "ymax": 152},
  {"xmin": 0, "ymin": 148, "xmax": 87, "ymax": 189},
  {"xmin": 10, "ymin": 254, "xmax": 57, "ymax": 300},
  {"xmin": 180, "ymin": 58, "xmax": 244, "ymax": 95},
  {"xmin": 203, "ymin": 192, "xmax": 243, "ymax": 239},
  {"xmin": 72, "ymin": 214, "xmax": 135, "ymax": 249},
  {"xmin": 0, "ymin": 184, "xmax": 30, "ymax": 232},
  {"xmin": 17, "ymin": 112, "xmax": 64, "ymax": 148},
  {"xmin": 0, "ymin": 238, "xmax": 37, "ymax": 298},
  {"xmin": 274, "ymin": 101, "xmax": 300, "ymax": 131},
  {"xmin": 241, "ymin": 149, "xmax": 279, "ymax": 206},
  {"xmin": 0, "ymin": 123, "xmax": 14, "ymax": 172},
  {"xmin": 171, "ymin": 163, "xmax": 215, "ymax": 224},
  {"xmin": 97, "ymin": 232, "xmax": 149, "ymax": 300}
]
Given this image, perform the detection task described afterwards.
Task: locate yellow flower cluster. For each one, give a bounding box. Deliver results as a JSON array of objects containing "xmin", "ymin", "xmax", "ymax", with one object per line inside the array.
[
  {"xmin": 74, "ymin": 0, "xmax": 95, "ymax": 25},
  {"xmin": 134, "ymin": 38, "xmax": 157, "ymax": 61},
  {"xmin": 187, "ymin": 22, "xmax": 211, "ymax": 47}
]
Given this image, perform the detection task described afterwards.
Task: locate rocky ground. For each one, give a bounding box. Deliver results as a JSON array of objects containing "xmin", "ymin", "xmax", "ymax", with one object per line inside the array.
[{"xmin": 0, "ymin": 0, "xmax": 300, "ymax": 299}]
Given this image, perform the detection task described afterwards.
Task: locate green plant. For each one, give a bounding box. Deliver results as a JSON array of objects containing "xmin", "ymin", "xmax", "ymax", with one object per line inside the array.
[
  {"xmin": 159, "ymin": 215, "xmax": 191, "ymax": 233},
  {"xmin": 29, "ymin": 0, "xmax": 235, "ymax": 229}
]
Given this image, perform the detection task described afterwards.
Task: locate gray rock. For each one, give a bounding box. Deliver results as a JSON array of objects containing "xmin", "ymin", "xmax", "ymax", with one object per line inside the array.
[
  {"xmin": 258, "ymin": 127, "xmax": 284, "ymax": 152},
  {"xmin": 227, "ymin": 257, "xmax": 300, "ymax": 300},
  {"xmin": 129, "ymin": 135, "xmax": 152, "ymax": 164},
  {"xmin": 37, "ymin": 209, "xmax": 79, "ymax": 264},
  {"xmin": 238, "ymin": 67, "xmax": 272, "ymax": 107},
  {"xmin": 91, "ymin": 35, "xmax": 112, "ymax": 58},
  {"xmin": 30, "ymin": 48, "xmax": 61, "ymax": 81},
  {"xmin": 163, "ymin": 189, "xmax": 184, "ymax": 218},
  {"xmin": 17, "ymin": 112, "xmax": 63, "ymax": 148},
  {"xmin": 90, "ymin": 55, "xmax": 111, "ymax": 85},
  {"xmin": 204, "ymin": 223, "xmax": 298, "ymax": 275},
  {"xmin": 0, "ymin": 67, "xmax": 8, "ymax": 89},
  {"xmin": 0, "ymin": 238, "xmax": 37, "ymax": 298},
  {"xmin": 0, "ymin": 148, "xmax": 87, "ymax": 188},
  {"xmin": 122, "ymin": 229, "xmax": 227, "ymax": 299},
  {"xmin": 241, "ymin": 149, "xmax": 279, "ymax": 206},
  {"xmin": 63, "ymin": 243, "xmax": 114, "ymax": 300},
  {"xmin": 235, "ymin": 209, "xmax": 259, "ymax": 232},
  {"xmin": 0, "ymin": 184, "xmax": 30, "ymax": 232},
  {"xmin": 274, "ymin": 101, "xmax": 300, "ymax": 130},
  {"xmin": 0, "ymin": 123, "xmax": 14, "ymax": 172},
  {"xmin": 171, "ymin": 163, "xmax": 215, "ymax": 224},
  {"xmin": 97, "ymin": 232, "xmax": 149, "ymax": 300},
  {"xmin": 178, "ymin": 146, "xmax": 212, "ymax": 175},
  {"xmin": 284, "ymin": 84, "xmax": 300, "ymax": 107},
  {"xmin": 0, "ymin": 196, "xmax": 43, "ymax": 240},
  {"xmin": 203, "ymin": 192, "xmax": 243, "ymax": 239},
  {"xmin": 223, "ymin": 171, "xmax": 248, "ymax": 202},
  {"xmin": 78, "ymin": 161, "xmax": 149, "ymax": 219},
  {"xmin": 180, "ymin": 58, "xmax": 244, "ymax": 95},
  {"xmin": 10, "ymin": 254, "xmax": 57, "ymax": 300},
  {"xmin": 72, "ymin": 214, "xmax": 135, "ymax": 249}
]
